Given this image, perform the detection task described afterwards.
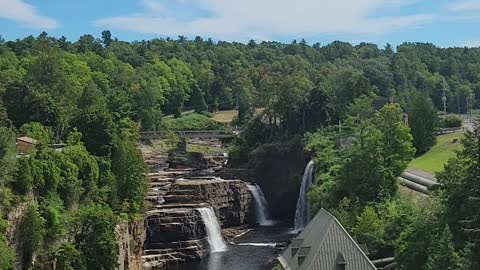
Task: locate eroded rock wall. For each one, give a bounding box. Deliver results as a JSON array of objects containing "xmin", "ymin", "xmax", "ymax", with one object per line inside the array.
[
  {"xmin": 247, "ymin": 141, "xmax": 308, "ymax": 221},
  {"xmin": 164, "ymin": 180, "xmax": 253, "ymax": 227},
  {"xmin": 143, "ymin": 208, "xmax": 208, "ymax": 269}
]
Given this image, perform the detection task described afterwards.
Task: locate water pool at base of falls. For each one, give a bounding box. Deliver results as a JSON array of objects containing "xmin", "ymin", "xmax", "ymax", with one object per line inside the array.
[{"xmin": 169, "ymin": 224, "xmax": 294, "ymax": 270}]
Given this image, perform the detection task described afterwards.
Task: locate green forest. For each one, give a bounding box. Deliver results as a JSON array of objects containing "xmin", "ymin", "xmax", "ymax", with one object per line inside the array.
[{"xmin": 1, "ymin": 31, "xmax": 480, "ymax": 269}]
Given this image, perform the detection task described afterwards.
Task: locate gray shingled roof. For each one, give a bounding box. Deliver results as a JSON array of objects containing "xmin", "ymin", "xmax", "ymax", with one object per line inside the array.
[{"xmin": 279, "ymin": 209, "xmax": 376, "ymax": 270}]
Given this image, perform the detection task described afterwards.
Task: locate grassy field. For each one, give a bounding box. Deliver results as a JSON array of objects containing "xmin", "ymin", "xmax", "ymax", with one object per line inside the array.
[
  {"xmin": 211, "ymin": 108, "xmax": 266, "ymax": 123},
  {"xmin": 409, "ymin": 132, "xmax": 464, "ymax": 174},
  {"xmin": 211, "ymin": 110, "xmax": 238, "ymax": 123}
]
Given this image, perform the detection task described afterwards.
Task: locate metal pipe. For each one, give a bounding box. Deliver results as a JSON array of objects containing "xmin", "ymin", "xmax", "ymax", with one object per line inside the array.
[
  {"xmin": 371, "ymin": 257, "xmax": 395, "ymax": 266},
  {"xmin": 401, "ymin": 172, "xmax": 437, "ymax": 188},
  {"xmin": 399, "ymin": 177, "xmax": 429, "ymax": 194}
]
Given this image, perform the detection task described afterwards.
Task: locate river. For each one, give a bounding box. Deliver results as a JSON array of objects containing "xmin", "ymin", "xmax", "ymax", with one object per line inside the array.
[{"xmin": 170, "ymin": 224, "xmax": 293, "ymax": 270}]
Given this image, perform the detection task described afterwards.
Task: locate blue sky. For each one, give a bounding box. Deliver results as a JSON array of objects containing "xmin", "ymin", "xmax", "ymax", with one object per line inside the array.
[{"xmin": 1, "ymin": 0, "xmax": 480, "ymax": 47}]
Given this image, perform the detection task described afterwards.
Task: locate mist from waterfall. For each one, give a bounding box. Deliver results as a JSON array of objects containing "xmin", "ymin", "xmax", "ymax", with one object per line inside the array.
[
  {"xmin": 247, "ymin": 184, "xmax": 274, "ymax": 226},
  {"xmin": 197, "ymin": 208, "xmax": 227, "ymax": 253},
  {"xmin": 293, "ymin": 160, "xmax": 314, "ymax": 233}
]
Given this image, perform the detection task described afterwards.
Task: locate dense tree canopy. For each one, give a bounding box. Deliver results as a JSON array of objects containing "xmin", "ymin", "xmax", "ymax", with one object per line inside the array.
[{"xmin": 1, "ymin": 31, "xmax": 480, "ymax": 269}]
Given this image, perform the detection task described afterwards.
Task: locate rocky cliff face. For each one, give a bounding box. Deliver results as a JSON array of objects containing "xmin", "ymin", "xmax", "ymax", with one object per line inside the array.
[
  {"xmin": 6, "ymin": 198, "xmax": 33, "ymax": 270},
  {"xmin": 247, "ymin": 141, "xmax": 308, "ymax": 221},
  {"xmin": 143, "ymin": 207, "xmax": 208, "ymax": 269},
  {"xmin": 116, "ymin": 221, "xmax": 145, "ymax": 270},
  {"xmin": 141, "ymin": 169, "xmax": 254, "ymax": 269},
  {"xmin": 164, "ymin": 179, "xmax": 253, "ymax": 227}
]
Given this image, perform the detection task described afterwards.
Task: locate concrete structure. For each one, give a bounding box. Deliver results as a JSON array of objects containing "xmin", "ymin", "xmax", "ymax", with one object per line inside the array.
[
  {"xmin": 16, "ymin": 136, "xmax": 37, "ymax": 154},
  {"xmin": 279, "ymin": 209, "xmax": 376, "ymax": 270}
]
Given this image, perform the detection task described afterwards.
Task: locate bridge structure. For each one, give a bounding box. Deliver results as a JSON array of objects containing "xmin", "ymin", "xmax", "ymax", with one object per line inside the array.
[{"xmin": 140, "ymin": 130, "xmax": 237, "ymax": 140}]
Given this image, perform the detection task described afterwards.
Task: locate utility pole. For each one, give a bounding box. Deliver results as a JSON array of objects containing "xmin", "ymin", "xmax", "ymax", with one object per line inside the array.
[
  {"xmin": 442, "ymin": 78, "xmax": 447, "ymax": 119},
  {"xmin": 466, "ymin": 94, "xmax": 470, "ymax": 122}
]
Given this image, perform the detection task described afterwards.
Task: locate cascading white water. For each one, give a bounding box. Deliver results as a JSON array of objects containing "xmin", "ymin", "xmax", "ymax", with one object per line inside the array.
[
  {"xmin": 293, "ymin": 160, "xmax": 314, "ymax": 233},
  {"xmin": 197, "ymin": 207, "xmax": 227, "ymax": 253},
  {"xmin": 247, "ymin": 184, "xmax": 274, "ymax": 226}
]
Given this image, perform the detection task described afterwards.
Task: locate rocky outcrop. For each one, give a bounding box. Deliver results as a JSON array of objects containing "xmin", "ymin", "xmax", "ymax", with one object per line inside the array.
[
  {"xmin": 142, "ymin": 207, "xmax": 209, "ymax": 269},
  {"xmin": 164, "ymin": 179, "xmax": 253, "ymax": 227},
  {"xmin": 6, "ymin": 197, "xmax": 34, "ymax": 270},
  {"xmin": 141, "ymin": 175, "xmax": 254, "ymax": 269},
  {"xmin": 140, "ymin": 141, "xmax": 255, "ymax": 269},
  {"xmin": 116, "ymin": 221, "xmax": 145, "ymax": 270},
  {"xmin": 168, "ymin": 152, "xmax": 212, "ymax": 170}
]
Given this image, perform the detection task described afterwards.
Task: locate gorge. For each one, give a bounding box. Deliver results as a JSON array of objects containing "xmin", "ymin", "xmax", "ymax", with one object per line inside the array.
[{"xmin": 140, "ymin": 140, "xmax": 298, "ymax": 269}]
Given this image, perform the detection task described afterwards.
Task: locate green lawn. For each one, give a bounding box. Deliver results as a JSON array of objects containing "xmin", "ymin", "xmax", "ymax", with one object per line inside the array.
[{"xmin": 409, "ymin": 132, "xmax": 464, "ymax": 174}]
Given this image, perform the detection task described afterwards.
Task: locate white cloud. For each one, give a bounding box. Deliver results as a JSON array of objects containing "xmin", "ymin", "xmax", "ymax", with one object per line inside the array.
[
  {"xmin": 142, "ymin": 0, "xmax": 164, "ymax": 14},
  {"xmin": 448, "ymin": 0, "xmax": 480, "ymax": 12},
  {"xmin": 94, "ymin": 0, "xmax": 434, "ymax": 40},
  {"xmin": 0, "ymin": 0, "xmax": 59, "ymax": 29}
]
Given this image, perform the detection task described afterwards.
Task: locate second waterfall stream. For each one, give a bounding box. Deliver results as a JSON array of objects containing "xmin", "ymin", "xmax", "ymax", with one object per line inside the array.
[
  {"xmin": 247, "ymin": 183, "xmax": 274, "ymax": 226},
  {"xmin": 293, "ymin": 160, "xmax": 314, "ymax": 233},
  {"xmin": 197, "ymin": 207, "xmax": 227, "ymax": 253}
]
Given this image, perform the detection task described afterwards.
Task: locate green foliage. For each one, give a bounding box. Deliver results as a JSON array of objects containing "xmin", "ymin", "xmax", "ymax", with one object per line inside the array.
[
  {"xmin": 18, "ymin": 203, "xmax": 45, "ymax": 268},
  {"xmin": 163, "ymin": 113, "xmax": 223, "ymax": 131},
  {"xmin": 63, "ymin": 145, "xmax": 100, "ymax": 198},
  {"xmin": 19, "ymin": 122, "xmax": 54, "ymax": 144},
  {"xmin": 338, "ymin": 103, "xmax": 414, "ymax": 202},
  {"xmin": 436, "ymin": 124, "xmax": 480, "ymax": 267},
  {"xmin": 0, "ymin": 217, "xmax": 14, "ymax": 270},
  {"xmin": 407, "ymin": 92, "xmax": 439, "ymax": 154},
  {"xmin": 4, "ymin": 32, "xmax": 480, "ymax": 268},
  {"xmin": 441, "ymin": 115, "xmax": 463, "ymax": 128},
  {"xmin": 72, "ymin": 204, "xmax": 118, "ymax": 270},
  {"xmin": 0, "ymin": 127, "xmax": 16, "ymax": 184},
  {"xmin": 352, "ymin": 206, "xmax": 384, "ymax": 249},
  {"xmin": 0, "ymin": 186, "xmax": 14, "ymax": 211},
  {"xmin": 74, "ymin": 82, "xmax": 115, "ymax": 156},
  {"xmin": 55, "ymin": 243, "xmax": 83, "ymax": 270},
  {"xmin": 425, "ymin": 226, "xmax": 470, "ymax": 270},
  {"xmin": 13, "ymin": 157, "xmax": 34, "ymax": 194},
  {"xmin": 112, "ymin": 135, "xmax": 147, "ymax": 217},
  {"xmin": 39, "ymin": 192, "xmax": 65, "ymax": 241},
  {"xmin": 191, "ymin": 83, "xmax": 208, "ymax": 114},
  {"xmin": 227, "ymin": 139, "xmax": 250, "ymax": 166},
  {"xmin": 395, "ymin": 199, "xmax": 469, "ymax": 270},
  {"xmin": 66, "ymin": 128, "xmax": 82, "ymax": 146}
]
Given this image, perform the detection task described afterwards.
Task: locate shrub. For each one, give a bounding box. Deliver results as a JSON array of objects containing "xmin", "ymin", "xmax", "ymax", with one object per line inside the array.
[
  {"xmin": 19, "ymin": 122, "xmax": 54, "ymax": 144},
  {"xmin": 228, "ymin": 139, "xmax": 250, "ymax": 166},
  {"xmin": 441, "ymin": 115, "xmax": 462, "ymax": 128}
]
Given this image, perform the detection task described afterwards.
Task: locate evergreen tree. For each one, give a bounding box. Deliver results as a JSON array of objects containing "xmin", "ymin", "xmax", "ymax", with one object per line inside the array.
[
  {"xmin": 191, "ymin": 83, "xmax": 208, "ymax": 114},
  {"xmin": 426, "ymin": 226, "xmax": 469, "ymax": 270},
  {"xmin": 407, "ymin": 92, "xmax": 439, "ymax": 154}
]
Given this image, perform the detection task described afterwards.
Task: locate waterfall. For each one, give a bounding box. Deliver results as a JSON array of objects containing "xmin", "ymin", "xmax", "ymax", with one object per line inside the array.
[
  {"xmin": 197, "ymin": 208, "xmax": 227, "ymax": 253},
  {"xmin": 293, "ymin": 160, "xmax": 314, "ymax": 233},
  {"xmin": 247, "ymin": 184, "xmax": 273, "ymax": 226}
]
